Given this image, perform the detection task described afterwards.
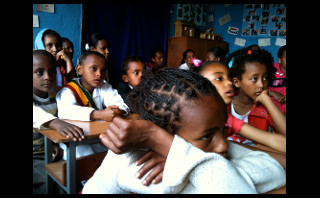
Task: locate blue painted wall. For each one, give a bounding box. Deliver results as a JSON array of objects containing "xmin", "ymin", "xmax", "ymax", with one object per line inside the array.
[
  {"xmin": 33, "ymin": 4, "xmax": 82, "ymax": 66},
  {"xmin": 168, "ymin": 4, "xmax": 286, "ymax": 63}
]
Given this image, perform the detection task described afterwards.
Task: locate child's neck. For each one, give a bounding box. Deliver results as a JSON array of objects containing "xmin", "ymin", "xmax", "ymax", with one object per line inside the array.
[
  {"xmin": 33, "ymin": 89, "xmax": 48, "ymax": 99},
  {"xmin": 80, "ymin": 78, "xmax": 94, "ymax": 95},
  {"xmin": 233, "ymin": 91, "xmax": 254, "ymax": 115}
]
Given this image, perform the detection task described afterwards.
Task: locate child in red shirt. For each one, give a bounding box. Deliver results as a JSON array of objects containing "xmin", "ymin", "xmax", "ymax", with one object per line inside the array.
[
  {"xmin": 224, "ymin": 48, "xmax": 285, "ymax": 146},
  {"xmin": 268, "ymin": 45, "xmax": 286, "ymax": 114}
]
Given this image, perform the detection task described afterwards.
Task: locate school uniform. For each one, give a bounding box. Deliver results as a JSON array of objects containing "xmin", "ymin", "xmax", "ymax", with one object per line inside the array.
[
  {"xmin": 82, "ymin": 135, "xmax": 286, "ymax": 194},
  {"xmin": 56, "ymin": 77, "xmax": 129, "ymax": 160}
]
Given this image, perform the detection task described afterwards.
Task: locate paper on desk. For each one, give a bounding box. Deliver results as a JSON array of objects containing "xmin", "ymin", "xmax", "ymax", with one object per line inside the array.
[{"xmin": 234, "ymin": 37, "xmax": 246, "ymax": 47}]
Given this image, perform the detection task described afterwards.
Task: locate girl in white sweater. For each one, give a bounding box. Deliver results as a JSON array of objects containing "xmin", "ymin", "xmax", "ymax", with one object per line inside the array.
[{"xmin": 83, "ymin": 68, "xmax": 285, "ymax": 194}]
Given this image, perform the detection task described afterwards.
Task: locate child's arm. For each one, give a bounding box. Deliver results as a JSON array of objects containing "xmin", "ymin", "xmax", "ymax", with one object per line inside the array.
[
  {"xmin": 255, "ymin": 90, "xmax": 286, "ymax": 135},
  {"xmin": 33, "ymin": 104, "xmax": 84, "ymax": 141},
  {"xmin": 240, "ymin": 124, "xmax": 286, "ymax": 153},
  {"xmin": 42, "ymin": 118, "xmax": 84, "ymax": 141}
]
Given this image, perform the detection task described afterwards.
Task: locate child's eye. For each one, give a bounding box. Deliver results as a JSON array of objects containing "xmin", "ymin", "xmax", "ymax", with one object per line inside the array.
[
  {"xmin": 215, "ymin": 77, "xmax": 223, "ymax": 81},
  {"xmin": 90, "ymin": 67, "xmax": 97, "ymax": 71},
  {"xmin": 201, "ymin": 133, "xmax": 213, "ymax": 140},
  {"xmin": 250, "ymin": 77, "xmax": 257, "ymax": 81},
  {"xmin": 35, "ymin": 70, "xmax": 44, "ymax": 76}
]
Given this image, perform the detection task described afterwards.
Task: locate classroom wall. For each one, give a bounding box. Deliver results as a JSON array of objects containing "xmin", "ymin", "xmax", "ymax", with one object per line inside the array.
[
  {"xmin": 33, "ymin": 4, "xmax": 82, "ymax": 66},
  {"xmin": 168, "ymin": 4, "xmax": 286, "ymax": 63}
]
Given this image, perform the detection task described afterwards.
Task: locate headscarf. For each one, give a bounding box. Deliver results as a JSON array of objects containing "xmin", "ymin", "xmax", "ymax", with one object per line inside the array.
[{"xmin": 34, "ymin": 28, "xmax": 49, "ymax": 50}]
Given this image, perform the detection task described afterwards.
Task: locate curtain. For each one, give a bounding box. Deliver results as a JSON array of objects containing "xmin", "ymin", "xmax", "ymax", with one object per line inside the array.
[{"xmin": 82, "ymin": 4, "xmax": 169, "ymax": 85}]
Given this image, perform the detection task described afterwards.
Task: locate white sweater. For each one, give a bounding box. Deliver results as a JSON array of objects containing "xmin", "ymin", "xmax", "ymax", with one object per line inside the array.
[
  {"xmin": 56, "ymin": 77, "xmax": 129, "ymax": 121},
  {"xmin": 82, "ymin": 135, "xmax": 286, "ymax": 194}
]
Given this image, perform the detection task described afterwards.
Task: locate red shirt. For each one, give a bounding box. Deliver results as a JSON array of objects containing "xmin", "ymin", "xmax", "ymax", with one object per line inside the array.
[
  {"xmin": 268, "ymin": 63, "xmax": 286, "ymax": 114},
  {"xmin": 225, "ymin": 103, "xmax": 276, "ymax": 145}
]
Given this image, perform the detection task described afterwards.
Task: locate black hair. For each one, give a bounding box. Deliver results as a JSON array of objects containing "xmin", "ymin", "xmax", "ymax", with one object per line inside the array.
[
  {"xmin": 247, "ymin": 44, "xmax": 260, "ymax": 51},
  {"xmin": 88, "ymin": 33, "xmax": 109, "ymax": 49},
  {"xmin": 42, "ymin": 29, "xmax": 62, "ymax": 49},
  {"xmin": 127, "ymin": 67, "xmax": 224, "ymax": 134},
  {"xmin": 121, "ymin": 55, "xmax": 145, "ymax": 75},
  {"xmin": 224, "ymin": 48, "xmax": 275, "ymax": 81},
  {"xmin": 277, "ymin": 45, "xmax": 286, "ymax": 59},
  {"xmin": 150, "ymin": 47, "xmax": 164, "ymax": 59},
  {"xmin": 190, "ymin": 60, "xmax": 229, "ymax": 75},
  {"xmin": 33, "ymin": 49, "xmax": 56, "ymax": 65},
  {"xmin": 207, "ymin": 47, "xmax": 226, "ymax": 62},
  {"xmin": 180, "ymin": 49, "xmax": 195, "ymax": 65},
  {"xmin": 78, "ymin": 51, "xmax": 107, "ymax": 65}
]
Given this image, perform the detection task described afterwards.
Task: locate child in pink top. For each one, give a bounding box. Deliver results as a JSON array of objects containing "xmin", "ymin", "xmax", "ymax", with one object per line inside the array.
[{"xmin": 268, "ymin": 45, "xmax": 286, "ymax": 114}]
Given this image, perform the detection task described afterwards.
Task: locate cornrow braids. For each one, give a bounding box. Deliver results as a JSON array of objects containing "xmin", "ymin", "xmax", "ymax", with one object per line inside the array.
[
  {"xmin": 224, "ymin": 48, "xmax": 275, "ymax": 81},
  {"xmin": 127, "ymin": 67, "xmax": 222, "ymax": 134}
]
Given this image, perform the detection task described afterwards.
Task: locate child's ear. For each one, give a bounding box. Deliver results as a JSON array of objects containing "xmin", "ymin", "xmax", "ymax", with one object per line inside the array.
[
  {"xmin": 122, "ymin": 74, "xmax": 129, "ymax": 83},
  {"xmin": 76, "ymin": 64, "xmax": 83, "ymax": 76},
  {"xmin": 232, "ymin": 77, "xmax": 241, "ymax": 88}
]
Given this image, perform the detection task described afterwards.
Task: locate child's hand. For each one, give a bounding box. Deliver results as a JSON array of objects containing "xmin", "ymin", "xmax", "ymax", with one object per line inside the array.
[
  {"xmin": 269, "ymin": 90, "xmax": 286, "ymax": 104},
  {"xmin": 46, "ymin": 118, "xmax": 85, "ymax": 141},
  {"xmin": 135, "ymin": 150, "xmax": 165, "ymax": 185},
  {"xmin": 56, "ymin": 48, "xmax": 72, "ymax": 62},
  {"xmin": 254, "ymin": 89, "xmax": 269, "ymax": 104},
  {"xmin": 98, "ymin": 105, "xmax": 123, "ymax": 121},
  {"xmin": 100, "ymin": 117, "xmax": 158, "ymax": 154},
  {"xmin": 55, "ymin": 120, "xmax": 85, "ymax": 141}
]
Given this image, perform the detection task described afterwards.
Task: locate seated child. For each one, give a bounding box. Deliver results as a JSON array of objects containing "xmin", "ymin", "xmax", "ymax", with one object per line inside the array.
[
  {"xmin": 115, "ymin": 55, "xmax": 146, "ymax": 110},
  {"xmin": 191, "ymin": 61, "xmax": 286, "ymax": 153},
  {"xmin": 178, "ymin": 49, "xmax": 195, "ymax": 70},
  {"xmin": 82, "ymin": 68, "xmax": 286, "ymax": 194},
  {"xmin": 33, "ymin": 50, "xmax": 84, "ymax": 193},
  {"xmin": 268, "ymin": 45, "xmax": 286, "ymax": 114},
  {"xmin": 145, "ymin": 47, "xmax": 166, "ymax": 74},
  {"xmin": 223, "ymin": 48, "xmax": 286, "ymax": 146},
  {"xmin": 205, "ymin": 47, "xmax": 226, "ymax": 62},
  {"xmin": 56, "ymin": 51, "xmax": 129, "ymax": 159}
]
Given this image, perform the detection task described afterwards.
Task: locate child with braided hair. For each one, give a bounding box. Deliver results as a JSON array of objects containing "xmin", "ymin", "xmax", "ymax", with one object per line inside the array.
[{"xmin": 82, "ymin": 68, "xmax": 286, "ymax": 194}]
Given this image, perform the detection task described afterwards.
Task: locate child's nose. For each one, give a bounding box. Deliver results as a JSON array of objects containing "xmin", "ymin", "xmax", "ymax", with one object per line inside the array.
[{"xmin": 212, "ymin": 133, "xmax": 228, "ymax": 157}]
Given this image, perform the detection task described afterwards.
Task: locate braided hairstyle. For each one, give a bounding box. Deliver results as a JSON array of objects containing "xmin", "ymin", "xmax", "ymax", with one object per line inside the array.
[
  {"xmin": 127, "ymin": 67, "xmax": 224, "ymax": 134},
  {"xmin": 223, "ymin": 48, "xmax": 275, "ymax": 81}
]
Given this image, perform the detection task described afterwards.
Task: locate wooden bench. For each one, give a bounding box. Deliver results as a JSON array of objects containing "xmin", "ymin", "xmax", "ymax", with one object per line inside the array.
[{"xmin": 45, "ymin": 151, "xmax": 107, "ymax": 186}]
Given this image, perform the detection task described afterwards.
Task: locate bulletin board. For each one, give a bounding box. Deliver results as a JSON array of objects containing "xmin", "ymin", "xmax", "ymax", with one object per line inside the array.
[
  {"xmin": 176, "ymin": 4, "xmax": 209, "ymax": 26},
  {"xmin": 242, "ymin": 4, "xmax": 286, "ymax": 37}
]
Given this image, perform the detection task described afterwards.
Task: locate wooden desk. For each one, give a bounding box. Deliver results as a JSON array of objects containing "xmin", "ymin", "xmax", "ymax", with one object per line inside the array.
[{"xmin": 37, "ymin": 114, "xmax": 138, "ymax": 194}]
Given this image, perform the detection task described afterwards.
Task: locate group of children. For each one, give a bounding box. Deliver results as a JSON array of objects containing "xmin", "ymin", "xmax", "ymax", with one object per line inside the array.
[{"xmin": 33, "ymin": 28, "xmax": 286, "ymax": 194}]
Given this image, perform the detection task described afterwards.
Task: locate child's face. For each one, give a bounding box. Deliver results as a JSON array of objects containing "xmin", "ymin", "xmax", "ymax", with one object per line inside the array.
[
  {"xmin": 233, "ymin": 62, "xmax": 268, "ymax": 101},
  {"xmin": 62, "ymin": 40, "xmax": 74, "ymax": 59},
  {"xmin": 33, "ymin": 55, "xmax": 56, "ymax": 98},
  {"xmin": 90, "ymin": 39, "xmax": 110, "ymax": 61},
  {"xmin": 200, "ymin": 63, "xmax": 234, "ymax": 105},
  {"xmin": 77, "ymin": 54, "xmax": 106, "ymax": 92},
  {"xmin": 278, "ymin": 50, "xmax": 286, "ymax": 74},
  {"xmin": 177, "ymin": 95, "xmax": 229, "ymax": 158},
  {"xmin": 43, "ymin": 35, "xmax": 62, "ymax": 59},
  {"xmin": 184, "ymin": 51, "xmax": 195, "ymax": 66},
  {"xmin": 205, "ymin": 52, "xmax": 220, "ymax": 62},
  {"xmin": 151, "ymin": 52, "xmax": 164, "ymax": 68},
  {"xmin": 122, "ymin": 61, "xmax": 145, "ymax": 87}
]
